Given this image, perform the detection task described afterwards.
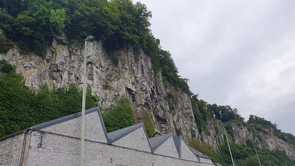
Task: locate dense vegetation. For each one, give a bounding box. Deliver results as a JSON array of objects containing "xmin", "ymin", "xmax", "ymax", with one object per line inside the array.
[
  {"xmin": 191, "ymin": 95, "xmax": 212, "ymax": 133},
  {"xmin": 190, "ymin": 137, "xmax": 294, "ymax": 165},
  {"xmin": 0, "ymin": 0, "xmax": 190, "ymax": 93},
  {"xmin": 1, "ymin": 1, "xmax": 294, "ymax": 164},
  {"xmin": 142, "ymin": 109, "xmax": 155, "ymax": 137},
  {"xmin": 190, "ymin": 99, "xmax": 295, "ymax": 165},
  {"xmin": 248, "ymin": 115, "xmax": 295, "ymax": 147},
  {"xmin": 220, "ymin": 142, "xmax": 295, "ymax": 166},
  {"xmin": 102, "ymin": 98, "xmax": 136, "ymax": 132},
  {"xmin": 0, "ymin": 61, "xmax": 156, "ymax": 138},
  {"xmin": 102, "ymin": 98, "xmax": 156, "ymax": 137},
  {"xmin": 0, "ymin": 60, "xmax": 97, "ymax": 138}
]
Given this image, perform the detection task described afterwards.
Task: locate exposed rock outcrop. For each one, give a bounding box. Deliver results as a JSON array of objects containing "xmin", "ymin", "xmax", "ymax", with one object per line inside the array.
[
  {"xmin": 1, "ymin": 38, "xmax": 294, "ymax": 160},
  {"xmin": 0, "ymin": 38, "xmax": 198, "ymax": 141}
]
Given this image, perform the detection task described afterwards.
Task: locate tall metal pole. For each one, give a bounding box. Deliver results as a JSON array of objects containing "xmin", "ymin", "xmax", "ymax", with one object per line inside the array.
[
  {"xmin": 80, "ymin": 36, "xmax": 94, "ymax": 166},
  {"xmin": 224, "ymin": 130, "xmax": 235, "ymax": 166},
  {"xmin": 275, "ymin": 157, "xmax": 278, "ymax": 166},
  {"xmin": 254, "ymin": 146, "xmax": 262, "ymax": 166},
  {"xmin": 267, "ymin": 155, "xmax": 272, "ymax": 166}
]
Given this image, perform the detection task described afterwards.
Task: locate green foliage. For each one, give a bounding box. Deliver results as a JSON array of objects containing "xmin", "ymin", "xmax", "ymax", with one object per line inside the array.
[
  {"xmin": 247, "ymin": 115, "xmax": 295, "ymax": 147},
  {"xmin": 189, "ymin": 96, "xmax": 295, "ymax": 164},
  {"xmin": 0, "ymin": 0, "xmax": 25, "ymax": 17},
  {"xmin": 189, "ymin": 140, "xmax": 220, "ymax": 163},
  {"xmin": 217, "ymin": 142, "xmax": 295, "ymax": 166},
  {"xmin": 0, "ymin": 60, "xmax": 15, "ymax": 73},
  {"xmin": 248, "ymin": 115, "xmax": 277, "ymax": 130},
  {"xmin": 158, "ymin": 50, "xmax": 190, "ymax": 94},
  {"xmin": 274, "ymin": 132, "xmax": 295, "ymax": 147},
  {"xmin": 102, "ymin": 98, "xmax": 136, "ymax": 132},
  {"xmin": 49, "ymin": 9, "xmax": 66, "ymax": 34},
  {"xmin": 0, "ymin": 0, "xmax": 191, "ymax": 94},
  {"xmin": 0, "ymin": 34, "xmax": 13, "ymax": 53},
  {"xmin": 224, "ymin": 125, "xmax": 233, "ymax": 138},
  {"xmin": 209, "ymin": 104, "xmax": 244, "ymax": 123},
  {"xmin": 191, "ymin": 95, "xmax": 212, "ymax": 133},
  {"xmin": 142, "ymin": 109, "xmax": 155, "ymax": 137},
  {"xmin": 0, "ymin": 61, "xmax": 97, "ymax": 138}
]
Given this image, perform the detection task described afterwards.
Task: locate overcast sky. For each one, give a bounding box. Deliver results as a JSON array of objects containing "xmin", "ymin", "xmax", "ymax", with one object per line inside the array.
[{"xmin": 133, "ymin": 0, "xmax": 295, "ymax": 135}]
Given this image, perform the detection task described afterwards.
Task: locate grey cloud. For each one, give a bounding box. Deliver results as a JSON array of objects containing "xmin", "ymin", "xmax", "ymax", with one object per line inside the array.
[{"xmin": 134, "ymin": 0, "xmax": 295, "ymax": 135}]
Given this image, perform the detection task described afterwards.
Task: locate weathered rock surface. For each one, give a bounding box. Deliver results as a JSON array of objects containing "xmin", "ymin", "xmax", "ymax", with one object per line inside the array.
[
  {"xmin": 232, "ymin": 125, "xmax": 253, "ymax": 144},
  {"xmin": 0, "ymin": 38, "xmax": 199, "ymax": 141},
  {"xmin": 257, "ymin": 129, "xmax": 295, "ymax": 160},
  {"xmin": 1, "ymin": 38, "xmax": 295, "ymax": 160}
]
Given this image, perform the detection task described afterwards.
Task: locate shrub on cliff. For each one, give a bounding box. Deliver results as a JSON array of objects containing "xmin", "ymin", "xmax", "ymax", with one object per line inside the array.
[
  {"xmin": 0, "ymin": 61, "xmax": 97, "ymax": 138},
  {"xmin": 102, "ymin": 98, "xmax": 136, "ymax": 132},
  {"xmin": 0, "ymin": 0, "xmax": 191, "ymax": 94},
  {"xmin": 142, "ymin": 109, "xmax": 155, "ymax": 137}
]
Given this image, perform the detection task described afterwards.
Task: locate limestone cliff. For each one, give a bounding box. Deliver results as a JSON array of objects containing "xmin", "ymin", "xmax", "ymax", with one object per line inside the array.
[
  {"xmin": 200, "ymin": 120, "xmax": 295, "ymax": 160},
  {"xmin": 0, "ymin": 38, "xmax": 198, "ymax": 141},
  {"xmin": 1, "ymin": 38, "xmax": 295, "ymax": 160}
]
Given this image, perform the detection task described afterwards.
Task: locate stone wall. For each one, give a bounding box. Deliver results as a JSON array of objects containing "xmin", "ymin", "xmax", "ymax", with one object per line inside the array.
[
  {"xmin": 0, "ymin": 108, "xmax": 215, "ymax": 166},
  {"xmin": 0, "ymin": 133, "xmax": 24, "ymax": 166},
  {"xmin": 26, "ymin": 131, "xmax": 211, "ymax": 166}
]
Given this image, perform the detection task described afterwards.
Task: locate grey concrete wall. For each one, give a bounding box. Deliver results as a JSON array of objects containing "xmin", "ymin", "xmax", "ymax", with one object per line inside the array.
[
  {"xmin": 200, "ymin": 157, "xmax": 215, "ymax": 165},
  {"xmin": 0, "ymin": 133, "xmax": 24, "ymax": 166},
  {"xmin": 27, "ymin": 131, "xmax": 214, "ymax": 166},
  {"xmin": 0, "ymin": 110, "xmax": 216, "ymax": 166},
  {"xmin": 153, "ymin": 136, "xmax": 179, "ymax": 158},
  {"xmin": 180, "ymin": 139, "xmax": 199, "ymax": 161},
  {"xmin": 42, "ymin": 111, "xmax": 107, "ymax": 143}
]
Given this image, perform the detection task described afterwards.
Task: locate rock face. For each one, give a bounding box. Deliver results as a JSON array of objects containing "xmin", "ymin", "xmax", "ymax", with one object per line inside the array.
[
  {"xmin": 1, "ymin": 38, "xmax": 295, "ymax": 160},
  {"xmin": 200, "ymin": 121, "xmax": 295, "ymax": 159},
  {"xmin": 258, "ymin": 129, "xmax": 295, "ymax": 160},
  {"xmin": 0, "ymin": 38, "xmax": 198, "ymax": 141},
  {"xmin": 230, "ymin": 124, "xmax": 295, "ymax": 160},
  {"xmin": 200, "ymin": 120, "xmax": 225, "ymax": 149},
  {"xmin": 232, "ymin": 125, "xmax": 253, "ymax": 144}
]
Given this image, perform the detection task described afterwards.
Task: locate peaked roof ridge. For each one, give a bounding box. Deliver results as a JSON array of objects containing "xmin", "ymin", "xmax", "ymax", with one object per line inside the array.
[
  {"xmin": 148, "ymin": 133, "xmax": 172, "ymax": 152},
  {"xmin": 189, "ymin": 147, "xmax": 211, "ymax": 159},
  {"xmin": 173, "ymin": 136, "xmax": 182, "ymax": 158},
  {"xmin": 31, "ymin": 107, "xmax": 100, "ymax": 130},
  {"xmin": 107, "ymin": 123, "xmax": 144, "ymax": 144}
]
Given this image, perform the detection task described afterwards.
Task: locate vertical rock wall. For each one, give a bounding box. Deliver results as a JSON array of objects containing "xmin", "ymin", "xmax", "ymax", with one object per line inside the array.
[
  {"xmin": 0, "ymin": 38, "xmax": 198, "ymax": 141},
  {"xmin": 1, "ymin": 38, "xmax": 294, "ymax": 160}
]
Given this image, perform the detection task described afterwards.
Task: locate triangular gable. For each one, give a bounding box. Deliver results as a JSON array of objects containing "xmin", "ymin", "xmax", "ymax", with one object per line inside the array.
[
  {"xmin": 190, "ymin": 147, "xmax": 214, "ymax": 164},
  {"xmin": 189, "ymin": 147, "xmax": 201, "ymax": 160},
  {"xmin": 149, "ymin": 134, "xmax": 179, "ymax": 158},
  {"xmin": 149, "ymin": 134, "xmax": 171, "ymax": 152},
  {"xmin": 107, "ymin": 123, "xmax": 151, "ymax": 152},
  {"xmin": 31, "ymin": 107, "xmax": 108, "ymax": 143},
  {"xmin": 174, "ymin": 136, "xmax": 181, "ymax": 158},
  {"xmin": 174, "ymin": 136, "xmax": 198, "ymax": 161}
]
